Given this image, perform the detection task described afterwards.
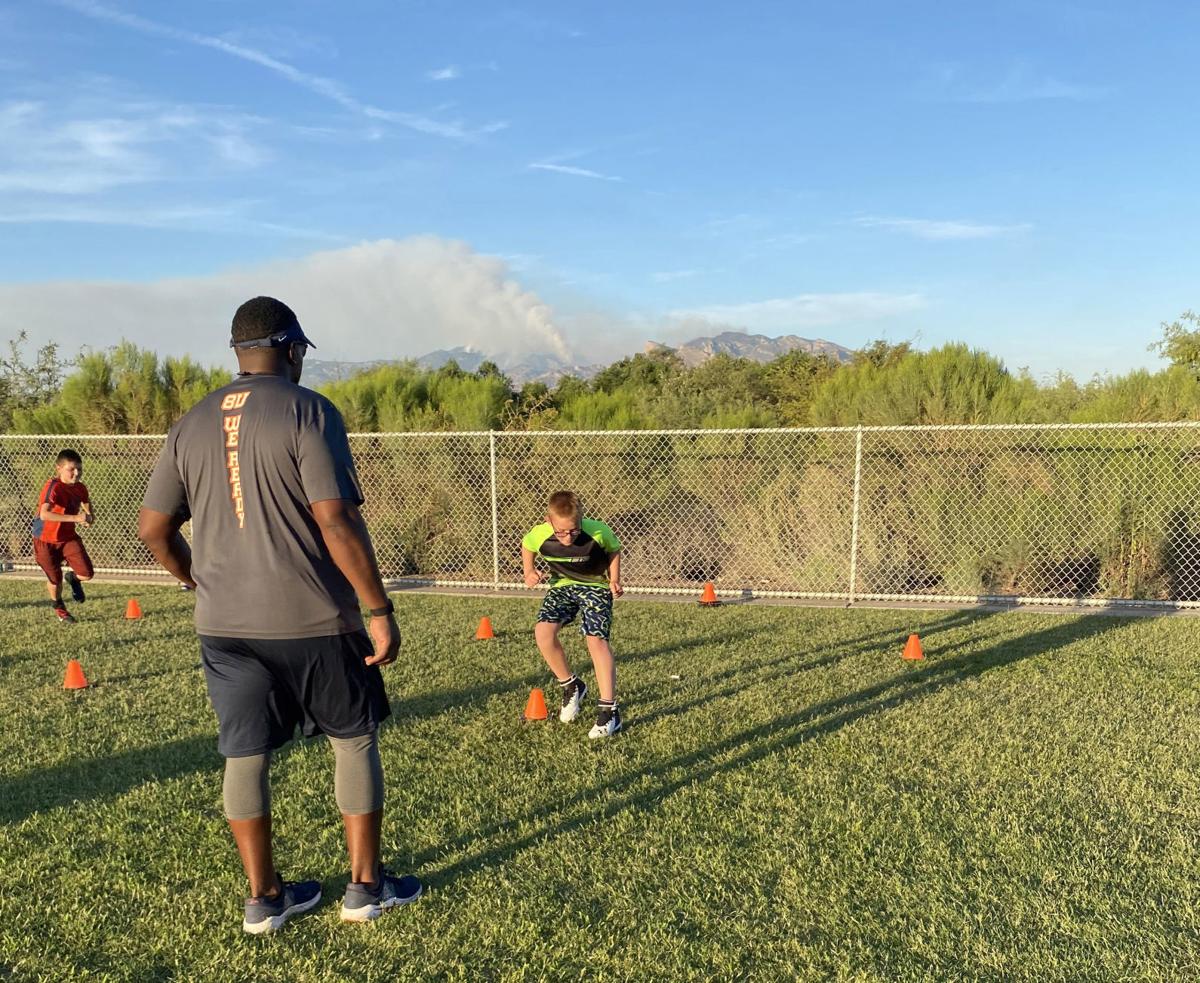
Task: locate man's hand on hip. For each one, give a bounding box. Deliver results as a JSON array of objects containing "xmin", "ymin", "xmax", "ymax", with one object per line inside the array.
[{"xmin": 366, "ymin": 614, "xmax": 400, "ymax": 666}]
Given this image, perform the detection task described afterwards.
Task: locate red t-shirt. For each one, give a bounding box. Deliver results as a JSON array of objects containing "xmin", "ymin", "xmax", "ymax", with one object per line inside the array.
[{"xmin": 36, "ymin": 478, "xmax": 90, "ymax": 543}]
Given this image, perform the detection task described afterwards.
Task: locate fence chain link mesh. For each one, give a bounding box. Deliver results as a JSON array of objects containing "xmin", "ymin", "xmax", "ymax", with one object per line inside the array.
[{"xmin": 4, "ymin": 424, "xmax": 1200, "ymax": 607}]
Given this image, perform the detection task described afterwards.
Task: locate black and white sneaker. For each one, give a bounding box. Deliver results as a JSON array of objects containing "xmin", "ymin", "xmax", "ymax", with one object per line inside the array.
[
  {"xmin": 559, "ymin": 676, "xmax": 588, "ymax": 723},
  {"xmin": 65, "ymin": 571, "xmax": 85, "ymax": 603},
  {"xmin": 588, "ymin": 703, "xmax": 622, "ymax": 740}
]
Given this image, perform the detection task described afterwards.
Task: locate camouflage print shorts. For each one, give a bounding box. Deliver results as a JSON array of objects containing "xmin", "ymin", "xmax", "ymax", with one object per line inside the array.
[{"xmin": 537, "ymin": 584, "xmax": 614, "ymax": 639}]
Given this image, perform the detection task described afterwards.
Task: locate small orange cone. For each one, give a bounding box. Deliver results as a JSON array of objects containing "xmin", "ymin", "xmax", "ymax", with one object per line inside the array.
[
  {"xmin": 125, "ymin": 598, "xmax": 143, "ymax": 620},
  {"xmin": 522, "ymin": 687, "xmax": 548, "ymax": 721},
  {"xmin": 63, "ymin": 658, "xmax": 88, "ymax": 690},
  {"xmin": 698, "ymin": 582, "xmax": 720, "ymax": 607},
  {"xmin": 475, "ymin": 616, "xmax": 495, "ymax": 640},
  {"xmin": 902, "ymin": 633, "xmax": 925, "ymax": 660}
]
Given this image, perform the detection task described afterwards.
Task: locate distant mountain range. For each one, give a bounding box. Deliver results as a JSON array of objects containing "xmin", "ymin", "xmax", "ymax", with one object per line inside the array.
[
  {"xmin": 648, "ymin": 331, "xmax": 853, "ymax": 368},
  {"xmin": 414, "ymin": 347, "xmax": 605, "ymax": 386},
  {"xmin": 302, "ymin": 332, "xmax": 853, "ymax": 387}
]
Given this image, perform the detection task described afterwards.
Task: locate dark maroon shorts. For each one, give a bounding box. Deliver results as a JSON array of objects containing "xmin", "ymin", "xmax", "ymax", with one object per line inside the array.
[{"xmin": 33, "ymin": 538, "xmax": 94, "ymax": 586}]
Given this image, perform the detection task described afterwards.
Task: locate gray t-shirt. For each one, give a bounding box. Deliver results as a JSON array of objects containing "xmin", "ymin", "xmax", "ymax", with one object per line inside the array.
[{"xmin": 143, "ymin": 374, "xmax": 366, "ymax": 639}]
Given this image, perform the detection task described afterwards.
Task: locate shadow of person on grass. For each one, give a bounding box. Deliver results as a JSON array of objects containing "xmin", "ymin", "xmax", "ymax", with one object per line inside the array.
[
  {"xmin": 402, "ymin": 609, "xmax": 991, "ymax": 867},
  {"xmin": 0, "ymin": 734, "xmax": 222, "ymax": 825},
  {"xmin": 419, "ymin": 612, "xmax": 1133, "ymax": 887},
  {"xmin": 391, "ymin": 625, "xmax": 821, "ymax": 720},
  {"xmin": 631, "ymin": 608, "xmax": 988, "ymax": 727},
  {"xmin": 395, "ymin": 609, "xmax": 979, "ymax": 724}
]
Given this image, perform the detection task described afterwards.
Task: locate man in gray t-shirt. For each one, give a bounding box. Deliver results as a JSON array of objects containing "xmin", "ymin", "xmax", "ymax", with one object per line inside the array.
[{"xmin": 139, "ymin": 296, "xmax": 421, "ymax": 934}]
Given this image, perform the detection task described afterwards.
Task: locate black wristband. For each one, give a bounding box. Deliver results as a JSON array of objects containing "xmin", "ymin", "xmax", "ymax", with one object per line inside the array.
[{"xmin": 368, "ymin": 599, "xmax": 395, "ymax": 617}]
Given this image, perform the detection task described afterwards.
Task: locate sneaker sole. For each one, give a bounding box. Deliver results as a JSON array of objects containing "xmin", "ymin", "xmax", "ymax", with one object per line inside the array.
[
  {"xmin": 340, "ymin": 883, "xmax": 423, "ymax": 922},
  {"xmin": 242, "ymin": 890, "xmax": 322, "ymax": 935}
]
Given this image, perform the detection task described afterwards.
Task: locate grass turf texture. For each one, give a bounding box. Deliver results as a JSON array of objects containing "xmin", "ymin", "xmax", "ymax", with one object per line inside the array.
[{"xmin": 1, "ymin": 582, "xmax": 1198, "ymax": 981}]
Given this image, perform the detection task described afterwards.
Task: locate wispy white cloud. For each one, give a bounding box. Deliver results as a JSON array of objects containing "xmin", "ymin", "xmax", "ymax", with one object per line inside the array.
[
  {"xmin": 932, "ymin": 62, "xmax": 1109, "ymax": 104},
  {"xmin": 52, "ymin": 0, "xmax": 505, "ymax": 140},
  {"xmin": 427, "ymin": 65, "xmax": 460, "ymax": 81},
  {"xmin": 854, "ymin": 216, "xmax": 1032, "ymax": 240},
  {"xmin": 672, "ymin": 292, "xmax": 926, "ymax": 333},
  {"xmin": 0, "ymin": 200, "xmax": 343, "ymax": 240},
  {"xmin": 210, "ymin": 130, "xmax": 271, "ymax": 167},
  {"xmin": 529, "ymin": 162, "xmax": 623, "ymax": 182},
  {"xmin": 967, "ymin": 71, "xmax": 1108, "ymax": 104},
  {"xmin": 651, "ymin": 269, "xmax": 708, "ymax": 283},
  {"xmin": 493, "ymin": 252, "xmax": 543, "ymax": 272},
  {"xmin": 0, "ymin": 98, "xmax": 269, "ymax": 194},
  {"xmin": 696, "ymin": 212, "xmax": 770, "ymax": 238},
  {"xmin": 218, "ymin": 26, "xmax": 339, "ymax": 62},
  {"xmin": 755, "ymin": 232, "xmax": 813, "ymax": 249}
]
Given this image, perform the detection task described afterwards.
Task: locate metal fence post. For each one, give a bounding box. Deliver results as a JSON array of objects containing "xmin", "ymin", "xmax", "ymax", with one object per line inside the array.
[
  {"xmin": 489, "ymin": 431, "xmax": 500, "ymax": 590},
  {"xmin": 847, "ymin": 426, "xmax": 864, "ymax": 605}
]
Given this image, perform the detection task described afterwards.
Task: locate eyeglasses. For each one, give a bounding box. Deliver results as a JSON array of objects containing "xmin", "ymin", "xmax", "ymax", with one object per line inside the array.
[{"xmin": 552, "ymin": 527, "xmax": 580, "ymax": 538}]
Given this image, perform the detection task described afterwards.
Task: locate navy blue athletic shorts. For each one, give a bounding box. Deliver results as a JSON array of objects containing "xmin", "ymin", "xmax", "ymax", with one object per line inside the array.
[
  {"xmin": 537, "ymin": 584, "xmax": 614, "ymax": 639},
  {"xmin": 199, "ymin": 631, "xmax": 391, "ymax": 758}
]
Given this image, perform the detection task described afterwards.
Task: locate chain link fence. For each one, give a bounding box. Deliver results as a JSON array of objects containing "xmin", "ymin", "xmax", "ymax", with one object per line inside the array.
[{"xmin": 4, "ymin": 424, "xmax": 1200, "ymax": 608}]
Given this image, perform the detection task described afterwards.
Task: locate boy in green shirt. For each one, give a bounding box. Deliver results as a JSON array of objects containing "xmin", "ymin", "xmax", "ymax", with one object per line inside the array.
[{"xmin": 521, "ymin": 491, "xmax": 623, "ymax": 738}]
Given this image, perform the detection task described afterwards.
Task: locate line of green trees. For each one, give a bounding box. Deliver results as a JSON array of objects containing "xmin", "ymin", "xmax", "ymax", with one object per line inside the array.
[{"xmin": 3, "ymin": 312, "xmax": 1198, "ymax": 433}]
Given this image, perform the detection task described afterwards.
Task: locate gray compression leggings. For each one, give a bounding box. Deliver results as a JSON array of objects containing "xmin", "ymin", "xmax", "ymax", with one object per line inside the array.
[{"xmin": 223, "ymin": 731, "xmax": 384, "ymax": 820}]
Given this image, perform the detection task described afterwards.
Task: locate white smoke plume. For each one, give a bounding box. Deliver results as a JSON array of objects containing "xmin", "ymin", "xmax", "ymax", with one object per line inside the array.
[{"xmin": 0, "ymin": 237, "xmax": 572, "ymax": 368}]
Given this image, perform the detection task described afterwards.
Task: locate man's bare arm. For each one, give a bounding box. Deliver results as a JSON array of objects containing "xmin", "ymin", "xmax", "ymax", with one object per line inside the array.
[
  {"xmin": 137, "ymin": 508, "xmax": 195, "ymax": 588},
  {"xmin": 311, "ymin": 498, "xmax": 398, "ymax": 666}
]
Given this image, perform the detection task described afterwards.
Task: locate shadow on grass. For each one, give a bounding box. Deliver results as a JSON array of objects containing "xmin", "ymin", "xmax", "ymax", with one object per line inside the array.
[
  {"xmin": 0, "ymin": 608, "xmax": 994, "ymax": 828},
  {"xmin": 631, "ymin": 609, "xmax": 987, "ymax": 727},
  {"xmin": 0, "ymin": 735, "xmax": 221, "ymax": 825},
  {"xmin": 0, "ymin": 628, "xmax": 200, "ymax": 669},
  {"xmin": 405, "ymin": 610, "xmax": 987, "ymax": 862},
  {"xmin": 98, "ymin": 664, "xmax": 203, "ymax": 686},
  {"xmin": 421, "ymin": 613, "xmax": 1134, "ymax": 886},
  {"xmin": 394, "ymin": 608, "xmax": 973, "ymax": 722},
  {"xmin": 391, "ymin": 624, "xmax": 835, "ymax": 720}
]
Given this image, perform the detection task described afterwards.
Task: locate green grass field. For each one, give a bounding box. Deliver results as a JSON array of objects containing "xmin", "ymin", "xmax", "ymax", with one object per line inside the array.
[{"xmin": 1, "ymin": 581, "xmax": 1199, "ymax": 981}]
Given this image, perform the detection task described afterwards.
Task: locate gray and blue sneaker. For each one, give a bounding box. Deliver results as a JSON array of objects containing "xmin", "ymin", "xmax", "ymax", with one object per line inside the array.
[
  {"xmin": 65, "ymin": 571, "xmax": 85, "ymax": 603},
  {"xmin": 242, "ymin": 877, "xmax": 322, "ymax": 935},
  {"xmin": 340, "ymin": 869, "xmax": 422, "ymax": 922}
]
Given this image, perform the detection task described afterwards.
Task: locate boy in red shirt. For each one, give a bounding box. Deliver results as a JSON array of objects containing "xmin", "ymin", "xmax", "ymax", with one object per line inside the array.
[{"xmin": 33, "ymin": 449, "xmax": 95, "ymax": 624}]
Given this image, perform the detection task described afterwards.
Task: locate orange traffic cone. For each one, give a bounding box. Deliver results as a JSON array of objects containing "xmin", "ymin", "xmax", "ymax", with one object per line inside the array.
[
  {"xmin": 698, "ymin": 582, "xmax": 720, "ymax": 607},
  {"xmin": 125, "ymin": 598, "xmax": 143, "ymax": 620},
  {"xmin": 522, "ymin": 687, "xmax": 548, "ymax": 721},
  {"xmin": 902, "ymin": 633, "xmax": 925, "ymax": 660},
  {"xmin": 63, "ymin": 658, "xmax": 88, "ymax": 690},
  {"xmin": 475, "ymin": 616, "xmax": 495, "ymax": 640}
]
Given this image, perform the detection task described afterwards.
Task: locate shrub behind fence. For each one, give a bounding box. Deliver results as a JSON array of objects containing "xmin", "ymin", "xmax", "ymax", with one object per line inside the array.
[{"xmin": 4, "ymin": 424, "xmax": 1199, "ymax": 607}]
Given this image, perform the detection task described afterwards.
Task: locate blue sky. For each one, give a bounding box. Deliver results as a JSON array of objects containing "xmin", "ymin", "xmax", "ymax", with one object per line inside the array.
[{"xmin": 1, "ymin": 0, "xmax": 1197, "ymax": 376}]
